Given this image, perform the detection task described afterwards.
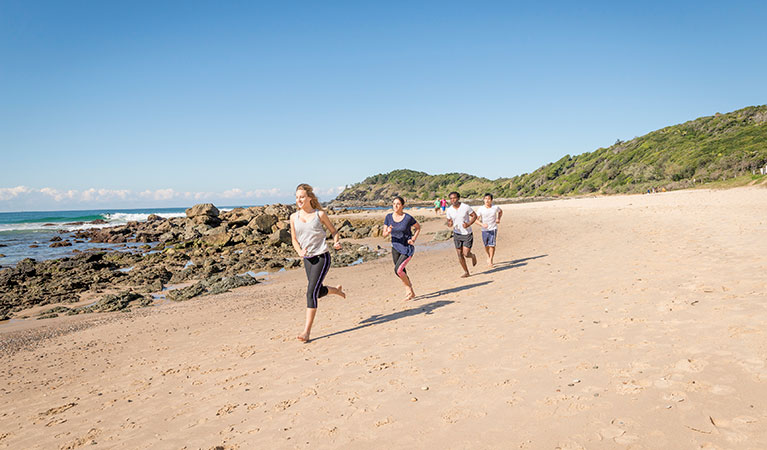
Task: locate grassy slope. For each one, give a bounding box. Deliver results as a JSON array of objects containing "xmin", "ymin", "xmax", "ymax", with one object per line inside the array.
[{"xmin": 334, "ymin": 105, "xmax": 767, "ymax": 203}]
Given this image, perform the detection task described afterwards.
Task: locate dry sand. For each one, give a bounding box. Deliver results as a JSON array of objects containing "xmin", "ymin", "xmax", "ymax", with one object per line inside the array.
[{"xmin": 1, "ymin": 187, "xmax": 766, "ymax": 449}]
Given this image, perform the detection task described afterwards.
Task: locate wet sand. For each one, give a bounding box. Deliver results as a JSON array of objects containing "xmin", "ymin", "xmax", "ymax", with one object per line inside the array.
[{"xmin": 1, "ymin": 187, "xmax": 766, "ymax": 449}]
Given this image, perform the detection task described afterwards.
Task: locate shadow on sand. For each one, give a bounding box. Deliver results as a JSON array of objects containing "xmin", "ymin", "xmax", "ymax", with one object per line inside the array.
[
  {"xmin": 414, "ymin": 280, "xmax": 493, "ymax": 300},
  {"xmin": 480, "ymin": 254, "xmax": 548, "ymax": 275},
  {"xmin": 311, "ymin": 300, "xmax": 455, "ymax": 342}
]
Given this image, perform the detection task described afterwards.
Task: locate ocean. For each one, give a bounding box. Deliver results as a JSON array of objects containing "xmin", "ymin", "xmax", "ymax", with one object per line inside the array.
[{"xmin": 0, "ymin": 207, "xmax": 225, "ymax": 267}]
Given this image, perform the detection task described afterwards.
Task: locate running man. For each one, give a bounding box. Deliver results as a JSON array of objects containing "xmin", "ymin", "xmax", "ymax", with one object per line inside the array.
[
  {"xmin": 476, "ymin": 193, "xmax": 503, "ymax": 267},
  {"xmin": 433, "ymin": 198, "xmax": 441, "ymax": 215},
  {"xmin": 445, "ymin": 191, "xmax": 478, "ymax": 278}
]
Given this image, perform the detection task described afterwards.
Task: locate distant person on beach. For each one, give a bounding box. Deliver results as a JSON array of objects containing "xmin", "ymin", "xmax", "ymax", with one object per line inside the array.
[
  {"xmin": 476, "ymin": 193, "xmax": 503, "ymax": 267},
  {"xmin": 440, "ymin": 198, "xmax": 447, "ymax": 214},
  {"xmin": 290, "ymin": 183, "xmax": 346, "ymax": 343},
  {"xmin": 445, "ymin": 191, "xmax": 478, "ymax": 277},
  {"xmin": 383, "ymin": 196, "xmax": 421, "ymax": 301},
  {"xmin": 434, "ymin": 198, "xmax": 441, "ymax": 215}
]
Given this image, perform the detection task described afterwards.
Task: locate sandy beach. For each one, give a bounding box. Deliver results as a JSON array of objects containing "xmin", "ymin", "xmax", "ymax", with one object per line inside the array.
[{"xmin": 1, "ymin": 186, "xmax": 766, "ymax": 449}]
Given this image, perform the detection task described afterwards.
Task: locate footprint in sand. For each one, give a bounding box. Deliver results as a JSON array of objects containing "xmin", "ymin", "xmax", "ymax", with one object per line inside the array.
[
  {"xmin": 555, "ymin": 440, "xmax": 586, "ymax": 450},
  {"xmin": 615, "ymin": 379, "xmax": 650, "ymax": 395},
  {"xmin": 708, "ymin": 384, "xmax": 736, "ymax": 395},
  {"xmin": 216, "ymin": 404, "xmax": 239, "ymax": 416},
  {"xmin": 598, "ymin": 418, "xmax": 639, "ymax": 444},
  {"xmin": 540, "ymin": 394, "xmax": 593, "ymax": 417},
  {"xmin": 737, "ymin": 357, "xmax": 767, "ymax": 380},
  {"xmin": 673, "ymin": 358, "xmax": 707, "ymax": 373},
  {"xmin": 662, "ymin": 391, "xmax": 687, "ymax": 403},
  {"xmin": 60, "ymin": 428, "xmax": 101, "ymax": 450}
]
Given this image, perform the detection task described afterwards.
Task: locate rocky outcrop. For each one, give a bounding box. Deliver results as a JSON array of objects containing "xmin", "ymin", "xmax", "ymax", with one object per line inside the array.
[{"xmin": 0, "ymin": 203, "xmax": 417, "ymax": 320}]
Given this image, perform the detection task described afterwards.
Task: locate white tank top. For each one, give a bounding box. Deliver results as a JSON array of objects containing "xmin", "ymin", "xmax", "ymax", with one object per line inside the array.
[{"xmin": 293, "ymin": 211, "xmax": 329, "ymax": 258}]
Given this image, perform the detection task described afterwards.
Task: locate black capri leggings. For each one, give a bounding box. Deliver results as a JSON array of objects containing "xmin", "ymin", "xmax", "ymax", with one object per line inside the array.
[
  {"xmin": 304, "ymin": 252, "xmax": 331, "ymax": 308},
  {"xmin": 392, "ymin": 247, "xmax": 413, "ymax": 277}
]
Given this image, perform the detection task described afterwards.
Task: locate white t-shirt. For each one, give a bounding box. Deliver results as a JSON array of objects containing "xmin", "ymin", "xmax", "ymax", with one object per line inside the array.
[
  {"xmin": 476, "ymin": 205, "xmax": 501, "ymax": 231},
  {"xmin": 446, "ymin": 203, "xmax": 475, "ymax": 235}
]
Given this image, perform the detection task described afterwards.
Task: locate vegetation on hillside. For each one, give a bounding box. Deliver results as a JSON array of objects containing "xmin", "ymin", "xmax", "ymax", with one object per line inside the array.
[{"xmin": 333, "ymin": 105, "xmax": 767, "ymax": 203}]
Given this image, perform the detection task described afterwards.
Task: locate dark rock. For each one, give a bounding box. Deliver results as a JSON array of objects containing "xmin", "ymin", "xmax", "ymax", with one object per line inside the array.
[
  {"xmin": 168, "ymin": 275, "xmax": 258, "ymax": 302},
  {"xmin": 432, "ymin": 230, "xmax": 453, "ymax": 241},
  {"xmin": 146, "ymin": 214, "xmax": 163, "ymax": 222},
  {"xmin": 157, "ymin": 232, "xmax": 175, "ymax": 243},
  {"xmin": 268, "ymin": 229, "xmax": 292, "ymax": 247},
  {"xmin": 166, "ymin": 282, "xmax": 207, "ymax": 302},
  {"xmin": 202, "ymin": 232, "xmax": 231, "ymax": 247},
  {"xmin": 49, "ymin": 241, "xmax": 72, "ymax": 248},
  {"xmin": 82, "ymin": 291, "xmax": 145, "ymax": 313},
  {"xmin": 50, "ymin": 236, "xmax": 62, "ymax": 242},
  {"xmin": 263, "ymin": 204, "xmax": 295, "ymax": 220},
  {"xmin": 186, "ymin": 203, "xmax": 219, "ymax": 219},
  {"xmin": 192, "ymin": 215, "xmax": 221, "ymax": 227},
  {"xmin": 249, "ymin": 214, "xmax": 278, "ymax": 234}
]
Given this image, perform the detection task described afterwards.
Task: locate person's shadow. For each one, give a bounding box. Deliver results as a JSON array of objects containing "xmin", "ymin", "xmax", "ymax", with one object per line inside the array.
[
  {"xmin": 311, "ymin": 300, "xmax": 454, "ymax": 342},
  {"xmin": 414, "ymin": 281, "xmax": 493, "ymax": 300},
  {"xmin": 481, "ymin": 254, "xmax": 548, "ymax": 275}
]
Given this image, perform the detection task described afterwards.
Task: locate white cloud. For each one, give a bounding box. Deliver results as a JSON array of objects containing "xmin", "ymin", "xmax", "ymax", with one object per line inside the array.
[
  {"xmin": 245, "ymin": 188, "xmax": 282, "ymax": 198},
  {"xmin": 314, "ymin": 185, "xmax": 346, "ymax": 197},
  {"xmin": 0, "ymin": 186, "xmax": 286, "ymax": 209},
  {"xmin": 40, "ymin": 187, "xmax": 77, "ymax": 201},
  {"xmin": 139, "ymin": 189, "xmax": 179, "ymax": 201},
  {"xmin": 79, "ymin": 188, "xmax": 131, "ymax": 202},
  {"xmin": 153, "ymin": 188, "xmax": 176, "ymax": 201},
  {"xmin": 0, "ymin": 185, "xmax": 31, "ymax": 200},
  {"xmin": 222, "ymin": 188, "xmax": 244, "ymax": 198}
]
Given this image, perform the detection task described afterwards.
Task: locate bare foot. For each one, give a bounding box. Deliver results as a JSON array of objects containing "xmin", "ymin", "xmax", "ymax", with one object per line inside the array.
[
  {"xmin": 403, "ymin": 291, "xmax": 416, "ymax": 301},
  {"xmin": 460, "ymin": 272, "xmax": 470, "ymax": 278},
  {"xmin": 470, "ymin": 253, "xmax": 477, "ymax": 267},
  {"xmin": 297, "ymin": 333, "xmax": 310, "ymax": 343},
  {"xmin": 336, "ymin": 285, "xmax": 346, "ymax": 299}
]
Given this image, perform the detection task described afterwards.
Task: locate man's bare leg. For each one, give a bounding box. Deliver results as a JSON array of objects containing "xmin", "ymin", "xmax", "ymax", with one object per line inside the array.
[
  {"xmin": 463, "ymin": 246, "xmax": 477, "ymax": 267},
  {"xmin": 456, "ymin": 248, "xmax": 470, "ymax": 277},
  {"xmin": 485, "ymin": 246, "xmax": 495, "ymax": 266}
]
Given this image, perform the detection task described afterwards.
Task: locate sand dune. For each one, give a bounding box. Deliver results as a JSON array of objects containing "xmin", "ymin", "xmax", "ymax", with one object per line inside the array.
[{"xmin": 1, "ymin": 187, "xmax": 766, "ymax": 449}]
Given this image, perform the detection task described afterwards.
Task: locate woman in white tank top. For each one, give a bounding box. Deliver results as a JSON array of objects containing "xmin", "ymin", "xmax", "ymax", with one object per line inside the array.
[{"xmin": 290, "ymin": 184, "xmax": 346, "ymax": 343}]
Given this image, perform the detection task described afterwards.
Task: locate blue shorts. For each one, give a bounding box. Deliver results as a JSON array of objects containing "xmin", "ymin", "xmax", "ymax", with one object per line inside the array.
[{"xmin": 481, "ymin": 229, "xmax": 497, "ymax": 247}]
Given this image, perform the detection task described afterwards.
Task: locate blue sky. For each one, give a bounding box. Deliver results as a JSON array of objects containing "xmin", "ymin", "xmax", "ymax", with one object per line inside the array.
[{"xmin": 2, "ymin": 1, "xmax": 766, "ymax": 211}]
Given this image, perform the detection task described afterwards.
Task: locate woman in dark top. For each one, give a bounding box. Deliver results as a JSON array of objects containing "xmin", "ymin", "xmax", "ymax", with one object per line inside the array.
[{"xmin": 383, "ymin": 196, "xmax": 421, "ymax": 301}]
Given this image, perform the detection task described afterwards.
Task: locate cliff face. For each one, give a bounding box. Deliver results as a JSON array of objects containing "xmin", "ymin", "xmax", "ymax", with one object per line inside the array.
[{"xmin": 332, "ymin": 105, "xmax": 767, "ymax": 205}]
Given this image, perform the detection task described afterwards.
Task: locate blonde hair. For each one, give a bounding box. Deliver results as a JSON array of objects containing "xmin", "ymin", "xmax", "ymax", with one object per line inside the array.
[{"xmin": 296, "ymin": 183, "xmax": 323, "ymax": 210}]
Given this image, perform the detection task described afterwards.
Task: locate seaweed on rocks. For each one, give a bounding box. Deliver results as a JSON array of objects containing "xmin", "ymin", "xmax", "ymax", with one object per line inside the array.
[
  {"xmin": 79, "ymin": 291, "xmax": 146, "ymax": 313},
  {"xmin": 166, "ymin": 275, "xmax": 258, "ymax": 302}
]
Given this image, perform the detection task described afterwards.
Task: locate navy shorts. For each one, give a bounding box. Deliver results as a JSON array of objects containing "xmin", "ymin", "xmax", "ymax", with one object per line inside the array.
[{"xmin": 481, "ymin": 229, "xmax": 497, "ymax": 247}]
